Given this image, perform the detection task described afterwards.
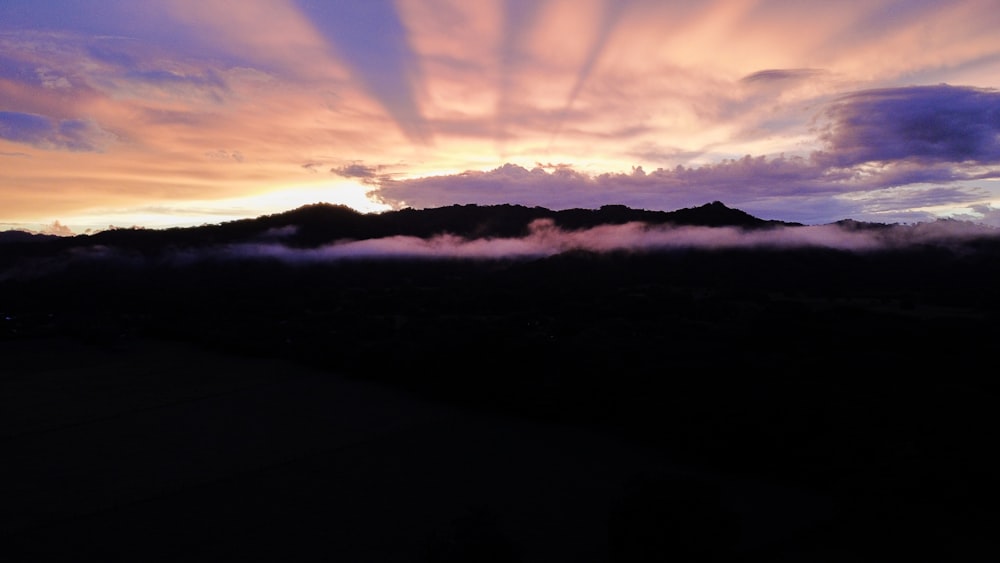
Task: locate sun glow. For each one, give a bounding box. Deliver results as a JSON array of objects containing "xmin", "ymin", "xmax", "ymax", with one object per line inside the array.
[{"xmin": 34, "ymin": 180, "xmax": 391, "ymax": 235}]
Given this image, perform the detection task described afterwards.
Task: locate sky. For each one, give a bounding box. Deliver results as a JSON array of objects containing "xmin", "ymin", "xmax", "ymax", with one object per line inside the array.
[{"xmin": 3, "ymin": 0, "xmax": 1000, "ymax": 234}]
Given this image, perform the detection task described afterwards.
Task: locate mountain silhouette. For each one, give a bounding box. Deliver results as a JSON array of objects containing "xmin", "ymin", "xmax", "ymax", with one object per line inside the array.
[
  {"xmin": 3, "ymin": 201, "xmax": 797, "ymax": 248},
  {"xmin": 0, "ymin": 230, "xmax": 58, "ymax": 244},
  {"xmin": 0, "ymin": 201, "xmax": 800, "ymax": 257}
]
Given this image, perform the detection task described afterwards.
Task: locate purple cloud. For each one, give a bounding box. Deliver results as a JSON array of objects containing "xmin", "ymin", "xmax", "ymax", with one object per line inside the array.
[
  {"xmin": 0, "ymin": 111, "xmax": 113, "ymax": 152},
  {"xmin": 369, "ymin": 158, "xmax": 990, "ymax": 225},
  {"xmin": 371, "ymin": 157, "xmax": 850, "ymax": 213},
  {"xmin": 953, "ymin": 203, "xmax": 1000, "ymax": 227},
  {"xmin": 370, "ymin": 84, "xmax": 1000, "ymax": 224},
  {"xmin": 331, "ymin": 162, "xmax": 387, "ymax": 186},
  {"xmin": 124, "ymin": 68, "xmax": 228, "ymax": 100},
  {"xmin": 817, "ymin": 85, "xmax": 1000, "ymax": 167},
  {"xmin": 332, "ymin": 163, "xmax": 378, "ymax": 179}
]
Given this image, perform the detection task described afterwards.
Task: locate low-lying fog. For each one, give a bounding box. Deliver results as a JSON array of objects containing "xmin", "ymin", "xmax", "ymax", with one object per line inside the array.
[
  {"xmin": 226, "ymin": 218, "xmax": 999, "ymax": 261},
  {"xmin": 2, "ymin": 219, "xmax": 998, "ymax": 281}
]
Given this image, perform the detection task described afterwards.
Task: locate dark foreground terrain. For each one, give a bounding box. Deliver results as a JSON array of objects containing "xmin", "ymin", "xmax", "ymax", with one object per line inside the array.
[{"xmin": 2, "ymin": 203, "xmax": 999, "ymax": 561}]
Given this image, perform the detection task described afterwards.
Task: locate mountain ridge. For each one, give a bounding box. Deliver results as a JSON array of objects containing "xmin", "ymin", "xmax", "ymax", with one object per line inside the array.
[{"xmin": 2, "ymin": 201, "xmax": 799, "ymax": 250}]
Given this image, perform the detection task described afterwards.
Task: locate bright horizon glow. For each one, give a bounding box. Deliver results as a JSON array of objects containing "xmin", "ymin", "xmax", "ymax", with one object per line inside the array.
[
  {"xmin": 4, "ymin": 0, "xmax": 1000, "ymax": 234},
  {"xmin": 9, "ymin": 180, "xmax": 392, "ymax": 234}
]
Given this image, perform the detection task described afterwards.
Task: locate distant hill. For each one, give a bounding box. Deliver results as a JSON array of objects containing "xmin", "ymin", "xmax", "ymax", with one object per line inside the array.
[
  {"xmin": 0, "ymin": 201, "xmax": 801, "ymax": 254},
  {"xmin": 245, "ymin": 200, "xmax": 801, "ymax": 248},
  {"xmin": 0, "ymin": 230, "xmax": 58, "ymax": 244}
]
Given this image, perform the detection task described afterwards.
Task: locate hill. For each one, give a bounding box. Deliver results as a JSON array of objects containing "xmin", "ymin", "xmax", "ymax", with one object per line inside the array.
[
  {"xmin": 1, "ymin": 201, "xmax": 999, "ymax": 560},
  {"xmin": 1, "ymin": 200, "xmax": 799, "ymax": 254}
]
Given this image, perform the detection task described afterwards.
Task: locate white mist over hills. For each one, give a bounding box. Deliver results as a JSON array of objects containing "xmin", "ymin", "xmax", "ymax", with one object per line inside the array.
[
  {"xmin": 218, "ymin": 219, "xmax": 998, "ymax": 262},
  {"xmin": 3, "ymin": 203, "xmax": 999, "ymax": 284}
]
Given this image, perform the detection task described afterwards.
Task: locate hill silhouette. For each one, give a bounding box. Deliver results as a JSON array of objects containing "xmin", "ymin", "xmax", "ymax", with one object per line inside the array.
[
  {"xmin": 228, "ymin": 199, "xmax": 797, "ymax": 243},
  {"xmin": 2, "ymin": 200, "xmax": 799, "ymax": 254}
]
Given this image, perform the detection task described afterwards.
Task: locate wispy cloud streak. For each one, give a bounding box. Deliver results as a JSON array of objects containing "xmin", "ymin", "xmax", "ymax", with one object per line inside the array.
[{"xmin": 0, "ymin": 111, "xmax": 114, "ymax": 152}]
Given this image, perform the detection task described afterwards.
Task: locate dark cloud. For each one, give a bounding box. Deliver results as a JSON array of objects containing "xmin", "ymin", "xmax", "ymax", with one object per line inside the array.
[
  {"xmin": 332, "ymin": 163, "xmax": 378, "ymax": 179},
  {"xmin": 817, "ymin": 84, "xmax": 1000, "ymax": 167},
  {"xmin": 0, "ymin": 111, "xmax": 113, "ymax": 152},
  {"xmin": 330, "ymin": 163, "xmax": 386, "ymax": 186}
]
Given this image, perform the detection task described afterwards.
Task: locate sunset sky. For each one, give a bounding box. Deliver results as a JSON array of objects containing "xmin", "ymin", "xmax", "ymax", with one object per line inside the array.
[{"xmin": 3, "ymin": 0, "xmax": 1000, "ymax": 234}]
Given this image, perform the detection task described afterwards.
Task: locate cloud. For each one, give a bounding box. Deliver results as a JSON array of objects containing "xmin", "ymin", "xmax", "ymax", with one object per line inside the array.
[
  {"xmin": 368, "ymin": 84, "xmax": 1000, "ymax": 224},
  {"xmin": 368, "ymin": 155, "xmax": 859, "ymax": 211},
  {"xmin": 0, "ymin": 111, "xmax": 115, "ymax": 152},
  {"xmin": 35, "ymin": 67, "xmax": 72, "ymax": 90},
  {"xmin": 331, "ymin": 163, "xmax": 379, "ymax": 181},
  {"xmin": 330, "ymin": 162, "xmax": 398, "ymax": 187},
  {"xmin": 948, "ymin": 203, "xmax": 1000, "ymax": 228},
  {"xmin": 39, "ymin": 220, "xmax": 74, "ymax": 237},
  {"xmin": 741, "ymin": 68, "xmax": 828, "ymax": 84},
  {"xmin": 118, "ymin": 68, "xmax": 229, "ymax": 103},
  {"xmin": 817, "ymin": 84, "xmax": 1000, "ymax": 167}
]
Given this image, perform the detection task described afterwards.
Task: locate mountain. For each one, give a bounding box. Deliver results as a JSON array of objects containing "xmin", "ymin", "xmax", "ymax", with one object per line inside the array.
[
  {"xmin": 0, "ymin": 230, "xmax": 58, "ymax": 244},
  {"xmin": 267, "ymin": 199, "xmax": 798, "ymax": 241}
]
